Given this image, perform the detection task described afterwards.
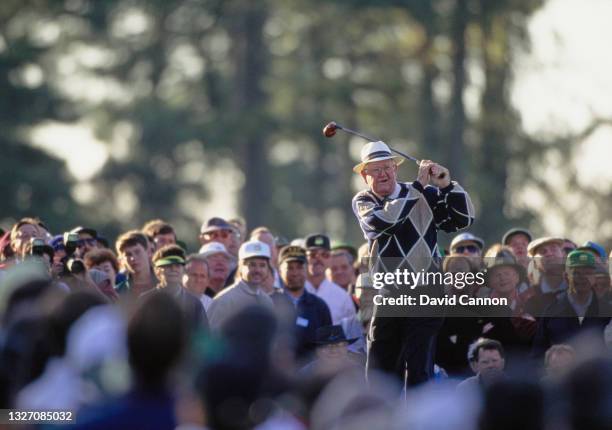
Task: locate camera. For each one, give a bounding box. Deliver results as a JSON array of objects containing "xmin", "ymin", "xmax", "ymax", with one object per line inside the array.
[
  {"xmin": 66, "ymin": 258, "xmax": 86, "ymax": 275},
  {"xmin": 59, "ymin": 232, "xmax": 86, "ymax": 276},
  {"xmin": 30, "ymin": 238, "xmax": 47, "ymax": 256}
]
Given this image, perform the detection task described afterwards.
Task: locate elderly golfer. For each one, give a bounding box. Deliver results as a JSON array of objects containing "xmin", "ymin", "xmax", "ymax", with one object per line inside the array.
[{"xmin": 352, "ymin": 140, "xmax": 475, "ymax": 386}]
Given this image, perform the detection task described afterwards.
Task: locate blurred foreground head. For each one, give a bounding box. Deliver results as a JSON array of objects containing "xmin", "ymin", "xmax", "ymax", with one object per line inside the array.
[
  {"xmin": 196, "ymin": 305, "xmax": 279, "ymax": 430},
  {"xmin": 128, "ymin": 292, "xmax": 186, "ymax": 391}
]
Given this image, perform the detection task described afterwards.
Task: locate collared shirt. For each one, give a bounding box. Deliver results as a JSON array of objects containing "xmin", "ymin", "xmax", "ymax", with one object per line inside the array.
[
  {"xmin": 567, "ymin": 291, "xmax": 593, "ymax": 321},
  {"xmin": 198, "ymin": 293, "xmax": 213, "ymax": 312},
  {"xmin": 539, "ymin": 278, "xmax": 568, "ymax": 294},
  {"xmin": 207, "ymin": 280, "xmax": 274, "ymax": 330},
  {"xmin": 305, "ymin": 279, "xmax": 356, "ymax": 324}
]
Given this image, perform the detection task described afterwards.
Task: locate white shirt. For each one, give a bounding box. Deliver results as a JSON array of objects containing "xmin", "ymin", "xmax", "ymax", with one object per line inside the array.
[
  {"xmin": 199, "ymin": 293, "xmax": 213, "ymax": 312},
  {"xmin": 305, "ymin": 278, "xmax": 356, "ymax": 324}
]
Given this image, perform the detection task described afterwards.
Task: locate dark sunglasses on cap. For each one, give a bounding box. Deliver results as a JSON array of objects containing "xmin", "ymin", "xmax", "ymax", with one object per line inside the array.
[
  {"xmin": 77, "ymin": 238, "xmax": 97, "ymax": 247},
  {"xmin": 454, "ymin": 245, "xmax": 480, "ymax": 254}
]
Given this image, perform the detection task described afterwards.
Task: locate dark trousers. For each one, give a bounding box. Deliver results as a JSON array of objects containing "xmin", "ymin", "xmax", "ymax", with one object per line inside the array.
[{"xmin": 366, "ymin": 310, "xmax": 443, "ymax": 387}]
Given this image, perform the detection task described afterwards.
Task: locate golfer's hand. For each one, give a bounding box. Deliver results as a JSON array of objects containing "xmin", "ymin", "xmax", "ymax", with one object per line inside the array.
[
  {"xmin": 417, "ymin": 160, "xmax": 432, "ymax": 187},
  {"xmin": 417, "ymin": 160, "xmax": 450, "ymax": 188}
]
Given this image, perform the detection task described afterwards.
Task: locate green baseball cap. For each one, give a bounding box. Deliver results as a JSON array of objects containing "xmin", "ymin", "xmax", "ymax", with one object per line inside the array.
[
  {"xmin": 154, "ymin": 255, "xmax": 186, "ymax": 268},
  {"xmin": 566, "ymin": 250, "xmax": 596, "ymax": 268}
]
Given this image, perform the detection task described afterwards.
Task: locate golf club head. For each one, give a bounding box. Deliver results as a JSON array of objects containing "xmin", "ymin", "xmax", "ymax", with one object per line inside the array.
[{"xmin": 323, "ymin": 122, "xmax": 338, "ymax": 137}]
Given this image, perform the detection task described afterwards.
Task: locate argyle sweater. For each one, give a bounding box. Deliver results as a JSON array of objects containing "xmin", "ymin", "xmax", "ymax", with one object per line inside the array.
[{"xmin": 352, "ymin": 181, "xmax": 474, "ymax": 275}]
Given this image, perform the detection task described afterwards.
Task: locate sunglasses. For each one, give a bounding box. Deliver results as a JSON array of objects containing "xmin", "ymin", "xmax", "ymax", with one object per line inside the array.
[
  {"xmin": 454, "ymin": 245, "xmax": 480, "ymax": 254},
  {"xmin": 77, "ymin": 238, "xmax": 97, "ymax": 247},
  {"xmin": 203, "ymin": 230, "xmax": 231, "ymax": 240}
]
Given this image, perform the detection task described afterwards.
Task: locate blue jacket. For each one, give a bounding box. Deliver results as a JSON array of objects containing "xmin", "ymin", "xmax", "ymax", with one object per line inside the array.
[{"xmin": 290, "ymin": 289, "xmax": 332, "ymax": 359}]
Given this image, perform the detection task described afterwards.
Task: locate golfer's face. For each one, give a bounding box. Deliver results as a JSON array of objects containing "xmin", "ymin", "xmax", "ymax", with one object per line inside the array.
[{"xmin": 361, "ymin": 160, "xmax": 397, "ymax": 197}]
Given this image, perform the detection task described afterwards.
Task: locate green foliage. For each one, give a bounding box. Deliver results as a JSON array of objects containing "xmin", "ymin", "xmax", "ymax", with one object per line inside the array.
[{"xmin": 2, "ymin": 0, "xmax": 562, "ymax": 250}]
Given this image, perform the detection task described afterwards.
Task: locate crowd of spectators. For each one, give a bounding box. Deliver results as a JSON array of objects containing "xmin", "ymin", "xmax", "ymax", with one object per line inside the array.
[{"xmin": 0, "ymin": 216, "xmax": 611, "ymax": 429}]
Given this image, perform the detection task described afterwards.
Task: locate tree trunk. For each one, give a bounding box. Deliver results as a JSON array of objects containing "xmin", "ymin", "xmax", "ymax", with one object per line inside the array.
[
  {"xmin": 448, "ymin": 0, "xmax": 468, "ymax": 182},
  {"xmin": 230, "ymin": 1, "xmax": 270, "ymax": 228}
]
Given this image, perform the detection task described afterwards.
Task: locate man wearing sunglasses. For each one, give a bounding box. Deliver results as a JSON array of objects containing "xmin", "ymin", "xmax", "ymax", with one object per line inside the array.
[
  {"xmin": 71, "ymin": 226, "xmax": 101, "ymax": 258},
  {"xmin": 200, "ymin": 217, "xmax": 234, "ymax": 249},
  {"xmin": 450, "ymin": 232, "xmax": 485, "ymax": 271}
]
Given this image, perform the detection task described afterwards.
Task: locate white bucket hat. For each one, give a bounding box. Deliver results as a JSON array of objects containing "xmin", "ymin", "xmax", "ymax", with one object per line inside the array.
[{"xmin": 353, "ymin": 141, "xmax": 404, "ymax": 173}]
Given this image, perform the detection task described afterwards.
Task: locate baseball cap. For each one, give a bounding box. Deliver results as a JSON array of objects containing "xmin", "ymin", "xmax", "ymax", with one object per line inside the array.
[
  {"xmin": 200, "ymin": 217, "xmax": 234, "ymax": 234},
  {"xmin": 577, "ymin": 241, "xmax": 607, "ymax": 261},
  {"xmin": 239, "ymin": 240, "xmax": 271, "ymax": 261},
  {"xmin": 198, "ymin": 242, "xmax": 231, "ymax": 258},
  {"xmin": 566, "ymin": 250, "xmax": 596, "ymax": 268},
  {"xmin": 305, "ymin": 234, "xmax": 331, "ymax": 250},
  {"xmin": 450, "ymin": 232, "xmax": 484, "ymax": 251},
  {"xmin": 71, "ymin": 226, "xmax": 98, "ymax": 238},
  {"xmin": 279, "ymin": 246, "xmax": 307, "ymax": 264}
]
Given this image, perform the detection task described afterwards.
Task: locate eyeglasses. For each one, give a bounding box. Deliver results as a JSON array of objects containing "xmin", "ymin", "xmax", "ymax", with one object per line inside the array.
[
  {"xmin": 364, "ymin": 165, "xmax": 395, "ymax": 176},
  {"xmin": 77, "ymin": 238, "xmax": 97, "ymax": 247},
  {"xmin": 454, "ymin": 245, "xmax": 480, "ymax": 254},
  {"xmin": 307, "ymin": 250, "xmax": 330, "ymax": 259}
]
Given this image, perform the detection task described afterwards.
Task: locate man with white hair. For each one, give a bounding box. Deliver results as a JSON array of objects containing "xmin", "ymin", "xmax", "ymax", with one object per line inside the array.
[
  {"xmin": 199, "ymin": 242, "xmax": 233, "ymax": 297},
  {"xmin": 352, "ymin": 140, "xmax": 475, "ymax": 386},
  {"xmin": 207, "ymin": 240, "xmax": 274, "ymax": 330}
]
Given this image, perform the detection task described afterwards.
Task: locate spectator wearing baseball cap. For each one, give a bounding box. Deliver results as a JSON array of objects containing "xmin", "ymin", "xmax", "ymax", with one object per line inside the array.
[
  {"xmin": 141, "ymin": 244, "xmax": 208, "ymax": 332},
  {"xmin": 207, "ymin": 240, "xmax": 274, "ymax": 331},
  {"xmin": 278, "ymin": 246, "xmax": 332, "ymax": 360},
  {"xmin": 532, "ymin": 250, "xmax": 612, "ymax": 357},
  {"xmin": 250, "ymin": 226, "xmax": 283, "ymax": 291},
  {"xmin": 198, "ymin": 242, "xmax": 232, "ymax": 297},
  {"xmin": 70, "ymin": 226, "xmax": 100, "ymax": 259},
  {"xmin": 502, "ymin": 228, "xmax": 532, "ymax": 269},
  {"xmin": 576, "ymin": 241, "xmax": 607, "ymax": 265},
  {"xmin": 450, "ymin": 232, "xmax": 485, "ymax": 271},
  {"xmin": 304, "ymin": 234, "xmax": 356, "ymax": 325},
  {"xmin": 525, "ymin": 237, "xmax": 567, "ymax": 316},
  {"xmin": 199, "ymin": 217, "xmax": 238, "ymax": 257}
]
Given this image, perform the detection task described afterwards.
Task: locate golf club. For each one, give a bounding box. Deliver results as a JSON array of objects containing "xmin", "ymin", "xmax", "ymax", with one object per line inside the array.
[{"xmin": 322, "ymin": 121, "xmax": 446, "ymax": 179}]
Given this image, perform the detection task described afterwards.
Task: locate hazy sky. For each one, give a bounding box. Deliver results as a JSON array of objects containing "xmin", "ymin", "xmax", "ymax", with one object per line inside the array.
[{"xmin": 29, "ymin": 0, "xmax": 612, "ymax": 240}]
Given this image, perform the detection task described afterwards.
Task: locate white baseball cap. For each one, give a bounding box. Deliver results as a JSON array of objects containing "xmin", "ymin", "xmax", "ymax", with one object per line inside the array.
[
  {"xmin": 239, "ymin": 240, "xmax": 271, "ymax": 261},
  {"xmin": 199, "ymin": 241, "xmax": 231, "ymax": 258}
]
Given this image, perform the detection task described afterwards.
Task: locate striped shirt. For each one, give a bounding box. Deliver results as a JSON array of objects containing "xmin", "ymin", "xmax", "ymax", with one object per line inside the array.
[{"xmin": 352, "ymin": 180, "xmax": 475, "ymax": 275}]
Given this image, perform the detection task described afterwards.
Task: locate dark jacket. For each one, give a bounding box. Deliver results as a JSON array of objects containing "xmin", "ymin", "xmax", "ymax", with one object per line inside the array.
[
  {"xmin": 290, "ymin": 289, "xmax": 332, "ymax": 360},
  {"xmin": 140, "ymin": 286, "xmax": 209, "ymax": 332},
  {"xmin": 532, "ymin": 293, "xmax": 611, "ymax": 358},
  {"xmin": 436, "ymin": 305, "xmax": 517, "ymax": 378}
]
